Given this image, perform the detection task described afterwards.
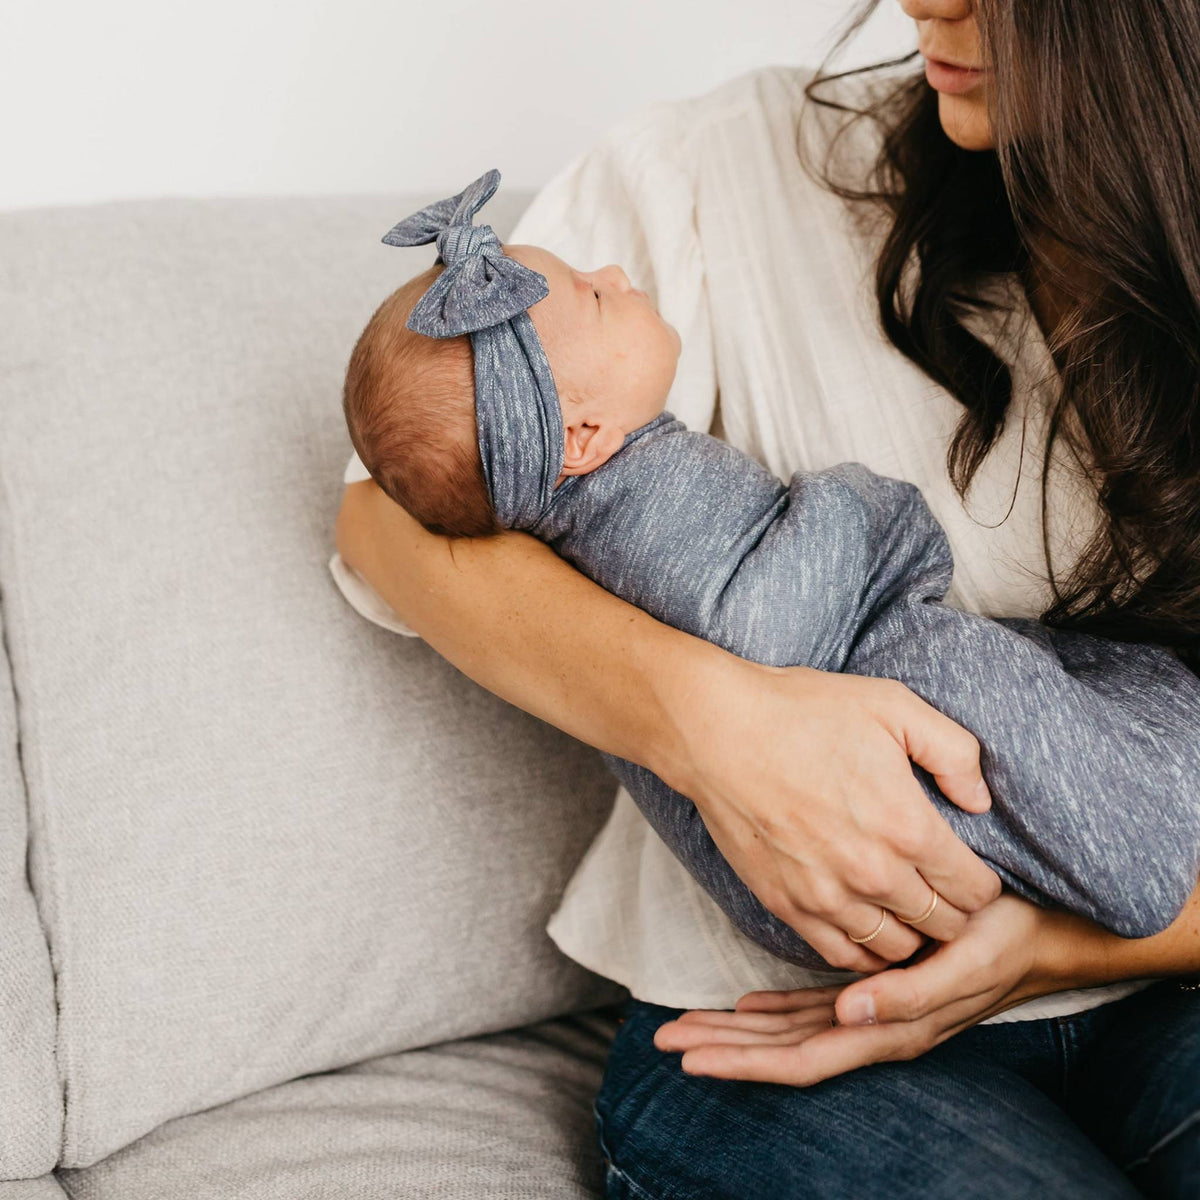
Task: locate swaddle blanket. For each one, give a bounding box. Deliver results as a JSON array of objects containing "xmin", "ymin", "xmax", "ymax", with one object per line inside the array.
[
  {"xmin": 529, "ymin": 411, "xmax": 1200, "ymax": 970},
  {"xmin": 378, "ymin": 170, "xmax": 1200, "ymax": 971}
]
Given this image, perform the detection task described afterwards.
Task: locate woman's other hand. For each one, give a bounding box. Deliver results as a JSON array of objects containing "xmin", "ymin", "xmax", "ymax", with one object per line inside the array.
[
  {"xmin": 656, "ymin": 657, "xmax": 1003, "ymax": 972},
  {"xmin": 652, "ymin": 890, "xmax": 1052, "ymax": 1084}
]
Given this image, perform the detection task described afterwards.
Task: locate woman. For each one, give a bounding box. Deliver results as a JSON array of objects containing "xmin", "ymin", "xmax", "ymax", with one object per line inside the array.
[{"xmin": 336, "ymin": 0, "xmax": 1200, "ymax": 1194}]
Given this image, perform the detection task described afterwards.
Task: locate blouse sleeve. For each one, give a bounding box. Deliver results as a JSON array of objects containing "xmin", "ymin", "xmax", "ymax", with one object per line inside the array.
[{"xmin": 331, "ymin": 93, "xmax": 719, "ymax": 637}]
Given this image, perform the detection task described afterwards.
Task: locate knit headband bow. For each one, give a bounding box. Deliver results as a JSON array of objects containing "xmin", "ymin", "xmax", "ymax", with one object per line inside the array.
[{"xmin": 381, "ymin": 169, "xmax": 565, "ymax": 531}]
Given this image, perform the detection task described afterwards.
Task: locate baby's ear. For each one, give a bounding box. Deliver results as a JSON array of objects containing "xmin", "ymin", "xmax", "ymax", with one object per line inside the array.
[{"xmin": 560, "ymin": 421, "xmax": 625, "ymax": 477}]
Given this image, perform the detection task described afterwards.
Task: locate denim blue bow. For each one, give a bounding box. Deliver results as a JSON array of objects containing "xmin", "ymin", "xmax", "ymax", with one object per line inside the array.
[
  {"xmin": 381, "ymin": 170, "xmax": 565, "ymax": 531},
  {"xmin": 382, "ymin": 168, "xmax": 550, "ymax": 339}
]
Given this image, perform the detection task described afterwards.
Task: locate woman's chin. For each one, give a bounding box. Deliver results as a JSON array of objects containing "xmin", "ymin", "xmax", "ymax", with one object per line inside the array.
[{"xmin": 937, "ymin": 95, "xmax": 995, "ymax": 152}]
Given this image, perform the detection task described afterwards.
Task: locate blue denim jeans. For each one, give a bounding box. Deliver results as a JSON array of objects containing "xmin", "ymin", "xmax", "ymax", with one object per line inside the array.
[{"xmin": 593, "ymin": 979, "xmax": 1200, "ymax": 1199}]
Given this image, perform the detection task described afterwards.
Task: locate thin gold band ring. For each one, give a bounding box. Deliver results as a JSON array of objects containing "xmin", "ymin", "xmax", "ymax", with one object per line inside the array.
[
  {"xmin": 894, "ymin": 886, "xmax": 940, "ymax": 926},
  {"xmin": 847, "ymin": 907, "xmax": 889, "ymax": 944}
]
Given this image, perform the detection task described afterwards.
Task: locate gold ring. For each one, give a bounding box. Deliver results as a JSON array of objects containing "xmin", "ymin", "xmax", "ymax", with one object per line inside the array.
[
  {"xmin": 895, "ymin": 885, "xmax": 939, "ymax": 926},
  {"xmin": 847, "ymin": 907, "xmax": 888, "ymax": 944}
]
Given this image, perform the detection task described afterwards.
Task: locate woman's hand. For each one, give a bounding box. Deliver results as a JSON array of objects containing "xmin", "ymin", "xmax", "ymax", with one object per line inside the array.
[
  {"xmin": 656, "ymin": 655, "xmax": 1003, "ymax": 972},
  {"xmin": 652, "ymin": 889, "xmax": 1058, "ymax": 1085}
]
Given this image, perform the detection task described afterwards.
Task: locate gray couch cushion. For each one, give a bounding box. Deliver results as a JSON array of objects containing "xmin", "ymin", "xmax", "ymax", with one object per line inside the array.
[
  {"xmin": 0, "ymin": 567, "xmax": 60, "ymax": 1175},
  {"xmin": 0, "ymin": 195, "xmax": 624, "ymax": 1169},
  {"xmin": 0, "ymin": 1181, "xmax": 70, "ymax": 1200},
  {"xmin": 56, "ymin": 1007, "xmax": 621, "ymax": 1200}
]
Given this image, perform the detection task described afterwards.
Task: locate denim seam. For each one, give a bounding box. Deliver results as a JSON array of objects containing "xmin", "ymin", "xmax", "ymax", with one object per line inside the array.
[
  {"xmin": 1120, "ymin": 1108, "xmax": 1200, "ymax": 1173},
  {"xmin": 604, "ymin": 1159, "xmax": 665, "ymax": 1200},
  {"xmin": 594, "ymin": 1097, "xmax": 672, "ymax": 1200},
  {"xmin": 1052, "ymin": 1016, "xmax": 1075, "ymax": 1101}
]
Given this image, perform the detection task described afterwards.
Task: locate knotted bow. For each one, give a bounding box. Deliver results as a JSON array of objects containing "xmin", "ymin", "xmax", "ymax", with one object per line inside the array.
[
  {"xmin": 383, "ymin": 169, "xmax": 551, "ymax": 338},
  {"xmin": 381, "ymin": 169, "xmax": 565, "ymax": 531}
]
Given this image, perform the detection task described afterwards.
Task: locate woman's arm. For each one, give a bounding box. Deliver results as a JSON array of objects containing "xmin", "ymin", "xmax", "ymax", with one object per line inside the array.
[
  {"xmin": 335, "ymin": 478, "xmax": 1003, "ymax": 970},
  {"xmin": 336, "ymin": 479, "xmax": 703, "ymax": 775},
  {"xmin": 652, "ymin": 882, "xmax": 1200, "ymax": 1086},
  {"xmin": 1040, "ymin": 873, "xmax": 1200, "ymax": 986}
]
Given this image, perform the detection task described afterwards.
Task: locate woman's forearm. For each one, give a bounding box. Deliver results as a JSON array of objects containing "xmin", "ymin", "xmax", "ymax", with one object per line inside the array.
[
  {"xmin": 1039, "ymin": 874, "xmax": 1200, "ymax": 988},
  {"xmin": 335, "ymin": 478, "xmax": 724, "ymax": 783}
]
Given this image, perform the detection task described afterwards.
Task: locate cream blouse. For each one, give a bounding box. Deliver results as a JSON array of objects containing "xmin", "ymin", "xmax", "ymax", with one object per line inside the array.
[{"xmin": 332, "ymin": 62, "xmax": 1162, "ymax": 1023}]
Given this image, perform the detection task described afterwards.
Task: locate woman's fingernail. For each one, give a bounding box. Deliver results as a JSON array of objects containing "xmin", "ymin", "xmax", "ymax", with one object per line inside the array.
[
  {"xmin": 975, "ymin": 780, "xmax": 991, "ymax": 806},
  {"xmin": 841, "ymin": 993, "xmax": 876, "ymax": 1025}
]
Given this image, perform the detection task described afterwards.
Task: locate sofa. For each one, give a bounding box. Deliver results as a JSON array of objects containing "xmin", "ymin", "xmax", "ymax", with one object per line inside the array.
[{"xmin": 0, "ymin": 188, "xmax": 631, "ymax": 1197}]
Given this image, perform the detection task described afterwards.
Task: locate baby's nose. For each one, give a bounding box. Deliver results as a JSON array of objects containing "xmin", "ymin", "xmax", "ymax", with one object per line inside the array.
[{"xmin": 599, "ymin": 264, "xmax": 632, "ymax": 291}]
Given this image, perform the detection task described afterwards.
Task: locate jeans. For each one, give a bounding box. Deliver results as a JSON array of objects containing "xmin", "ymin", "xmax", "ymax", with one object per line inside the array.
[{"xmin": 593, "ymin": 979, "xmax": 1200, "ymax": 1199}]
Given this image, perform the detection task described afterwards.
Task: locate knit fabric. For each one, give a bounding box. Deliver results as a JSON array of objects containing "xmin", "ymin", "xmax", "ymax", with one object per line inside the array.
[
  {"xmin": 530, "ymin": 412, "xmax": 1200, "ymax": 968},
  {"xmin": 382, "ymin": 169, "xmax": 565, "ymax": 531}
]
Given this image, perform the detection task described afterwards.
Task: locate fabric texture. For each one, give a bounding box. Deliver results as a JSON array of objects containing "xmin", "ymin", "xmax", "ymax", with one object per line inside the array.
[
  {"xmin": 0, "ymin": 502, "xmax": 61, "ymax": 1178},
  {"xmin": 0, "ymin": 192, "xmax": 624, "ymax": 1169},
  {"xmin": 0, "ymin": 1181, "xmax": 71, "ymax": 1200},
  {"xmin": 334, "ymin": 63, "xmax": 1168, "ymax": 1021},
  {"xmin": 528, "ymin": 412, "xmax": 1200, "ymax": 965},
  {"xmin": 381, "ymin": 169, "xmax": 565, "ymax": 530},
  {"xmin": 56, "ymin": 1007, "xmax": 621, "ymax": 1200}
]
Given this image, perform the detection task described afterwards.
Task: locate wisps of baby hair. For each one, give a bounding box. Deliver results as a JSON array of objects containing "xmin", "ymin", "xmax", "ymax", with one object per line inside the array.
[{"xmin": 342, "ymin": 263, "xmax": 501, "ymax": 538}]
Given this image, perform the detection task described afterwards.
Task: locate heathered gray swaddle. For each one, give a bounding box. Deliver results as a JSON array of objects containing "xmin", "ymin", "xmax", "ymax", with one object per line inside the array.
[
  {"xmin": 528, "ymin": 411, "xmax": 1200, "ymax": 970},
  {"xmin": 380, "ymin": 173, "xmax": 1200, "ymax": 972}
]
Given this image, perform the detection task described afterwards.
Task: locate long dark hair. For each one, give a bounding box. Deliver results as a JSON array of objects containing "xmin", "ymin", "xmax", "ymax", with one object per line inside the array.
[{"xmin": 806, "ymin": 1, "xmax": 1200, "ymax": 669}]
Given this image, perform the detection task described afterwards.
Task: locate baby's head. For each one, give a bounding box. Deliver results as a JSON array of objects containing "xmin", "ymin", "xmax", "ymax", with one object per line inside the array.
[{"xmin": 343, "ymin": 220, "xmax": 681, "ymax": 537}]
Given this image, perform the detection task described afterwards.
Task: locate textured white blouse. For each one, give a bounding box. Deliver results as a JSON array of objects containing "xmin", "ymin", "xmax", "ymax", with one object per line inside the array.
[{"xmin": 332, "ymin": 63, "xmax": 1162, "ymax": 1023}]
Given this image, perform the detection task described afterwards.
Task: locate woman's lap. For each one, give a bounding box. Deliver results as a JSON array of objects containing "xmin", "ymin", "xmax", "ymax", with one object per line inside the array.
[
  {"xmin": 1065, "ymin": 981, "xmax": 1200, "ymax": 1196},
  {"xmin": 593, "ymin": 981, "xmax": 1200, "ymax": 1200}
]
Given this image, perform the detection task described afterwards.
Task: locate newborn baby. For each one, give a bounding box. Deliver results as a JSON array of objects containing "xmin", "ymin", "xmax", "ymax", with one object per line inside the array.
[{"xmin": 342, "ymin": 170, "xmax": 1200, "ymax": 970}]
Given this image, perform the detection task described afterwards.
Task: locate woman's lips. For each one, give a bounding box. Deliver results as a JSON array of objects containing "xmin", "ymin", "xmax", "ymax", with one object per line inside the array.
[{"xmin": 923, "ymin": 56, "xmax": 987, "ymax": 95}]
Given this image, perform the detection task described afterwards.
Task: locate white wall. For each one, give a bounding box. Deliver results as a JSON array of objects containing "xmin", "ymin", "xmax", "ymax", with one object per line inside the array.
[{"xmin": 3, "ymin": 0, "xmax": 915, "ymax": 211}]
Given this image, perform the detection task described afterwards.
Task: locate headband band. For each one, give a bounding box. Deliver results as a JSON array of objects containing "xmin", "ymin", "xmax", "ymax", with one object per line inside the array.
[{"xmin": 380, "ymin": 169, "xmax": 565, "ymax": 531}]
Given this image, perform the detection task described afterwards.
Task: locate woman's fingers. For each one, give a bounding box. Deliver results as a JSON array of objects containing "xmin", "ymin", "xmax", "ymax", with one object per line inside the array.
[
  {"xmin": 834, "ymin": 893, "xmax": 1038, "ymax": 1026},
  {"xmin": 845, "ymin": 856, "xmax": 970, "ymax": 945},
  {"xmin": 836, "ymin": 962, "xmax": 995, "ymax": 1028},
  {"xmin": 674, "ymin": 994, "xmax": 994, "ymax": 1086},
  {"xmin": 666, "ymin": 1009, "xmax": 808, "ymax": 1033},
  {"xmin": 866, "ymin": 682, "xmax": 1003, "ymax": 913},
  {"xmin": 655, "ymin": 1009, "xmax": 837, "ymax": 1051},
  {"xmin": 757, "ymin": 905, "xmax": 894, "ymax": 972},
  {"xmin": 734, "ymin": 985, "xmax": 845, "ymax": 1012},
  {"xmin": 910, "ymin": 810, "xmax": 1003, "ymax": 914},
  {"xmin": 676, "ymin": 1027, "xmax": 878, "ymax": 1086},
  {"xmin": 761, "ymin": 853, "xmax": 957, "ymax": 965},
  {"xmin": 887, "ymin": 683, "xmax": 993, "ymax": 815},
  {"xmin": 838, "ymin": 899, "xmax": 927, "ymax": 961}
]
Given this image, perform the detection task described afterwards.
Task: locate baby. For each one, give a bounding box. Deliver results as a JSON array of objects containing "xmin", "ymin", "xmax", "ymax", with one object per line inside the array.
[{"xmin": 342, "ymin": 169, "xmax": 1200, "ymax": 970}]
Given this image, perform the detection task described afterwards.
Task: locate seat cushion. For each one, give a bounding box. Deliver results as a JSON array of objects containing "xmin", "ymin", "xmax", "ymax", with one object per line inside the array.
[
  {"xmin": 0, "ymin": 195, "xmax": 624, "ymax": 1169},
  {"xmin": 0, "ymin": 1180, "xmax": 71, "ymax": 1200},
  {"xmin": 56, "ymin": 1007, "xmax": 622, "ymax": 1200}
]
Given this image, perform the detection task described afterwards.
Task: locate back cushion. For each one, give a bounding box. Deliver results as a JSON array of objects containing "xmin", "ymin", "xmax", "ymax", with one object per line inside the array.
[
  {"xmin": 0, "ymin": 196, "xmax": 622, "ymax": 1168},
  {"xmin": 0, "ymin": 588, "xmax": 60, "ymax": 1177}
]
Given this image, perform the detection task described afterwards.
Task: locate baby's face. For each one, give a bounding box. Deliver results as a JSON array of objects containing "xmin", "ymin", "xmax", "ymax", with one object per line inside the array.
[{"xmin": 503, "ymin": 243, "xmax": 682, "ymax": 483}]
